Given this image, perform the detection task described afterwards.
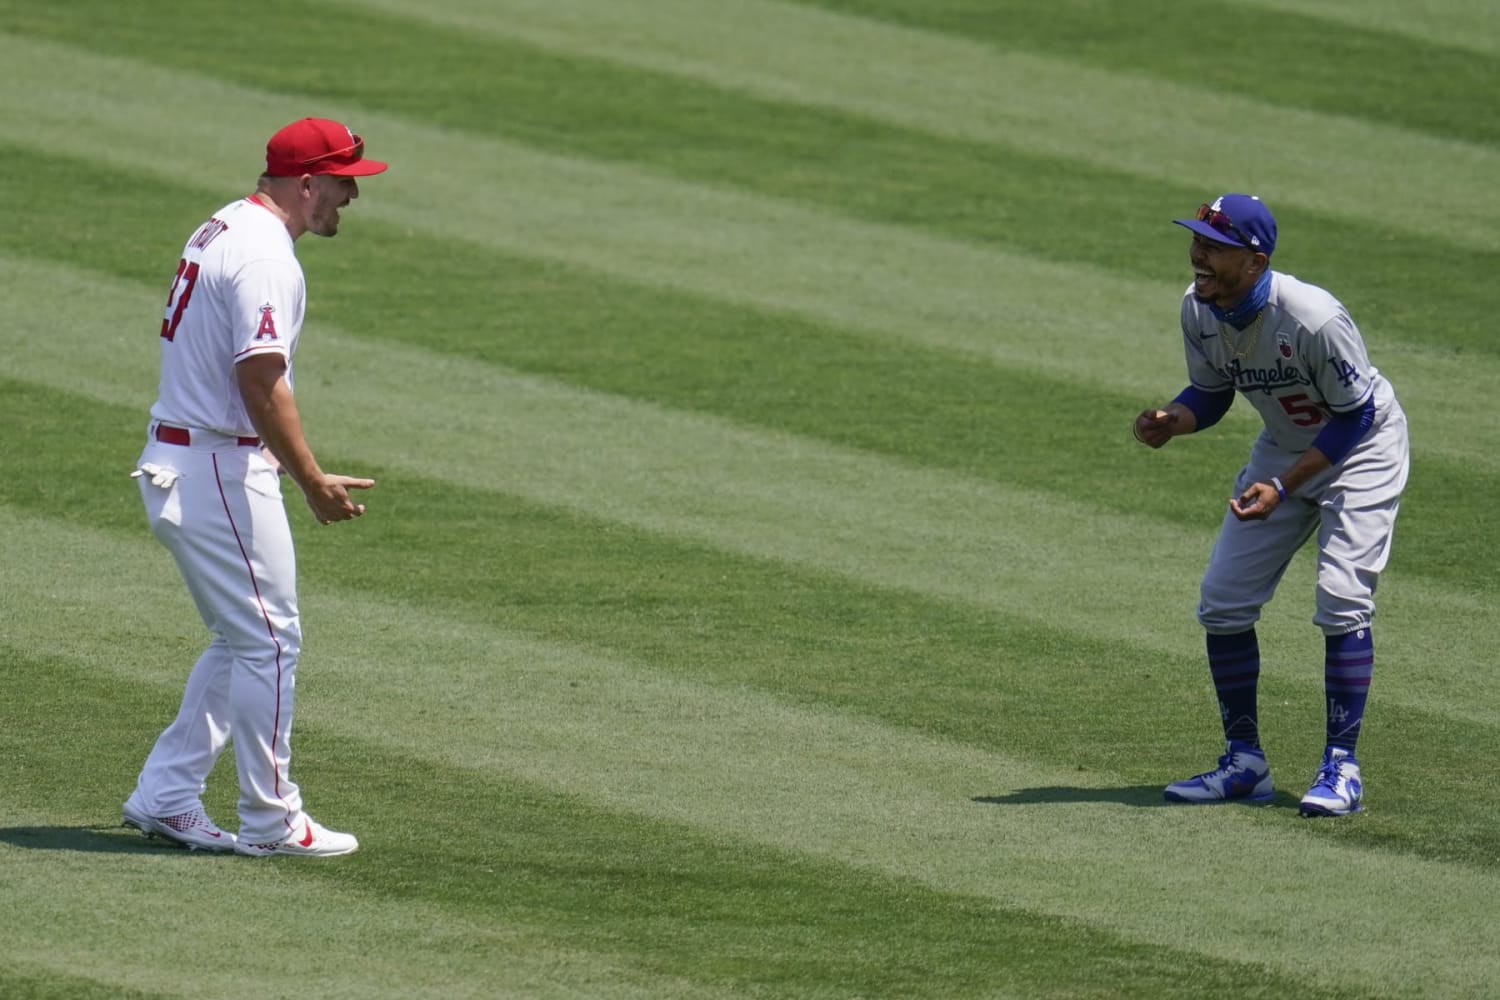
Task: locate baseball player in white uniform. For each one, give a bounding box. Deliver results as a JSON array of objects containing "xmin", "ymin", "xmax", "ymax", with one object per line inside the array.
[
  {"xmin": 1134, "ymin": 194, "xmax": 1408, "ymax": 817},
  {"xmin": 122, "ymin": 118, "xmax": 387, "ymax": 856}
]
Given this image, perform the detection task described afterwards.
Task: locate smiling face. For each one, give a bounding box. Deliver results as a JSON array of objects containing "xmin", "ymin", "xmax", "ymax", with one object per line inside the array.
[{"xmin": 1189, "ymin": 234, "xmax": 1267, "ymax": 309}]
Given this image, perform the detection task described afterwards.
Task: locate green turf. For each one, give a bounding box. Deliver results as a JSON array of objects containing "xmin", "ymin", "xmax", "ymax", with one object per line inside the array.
[
  {"xmin": 2, "ymin": 0, "xmax": 1498, "ymax": 996},
  {"xmin": 3, "ymin": 505, "xmax": 1498, "ymax": 998},
  {"xmin": 2, "ymin": 4, "xmax": 1495, "ymax": 354},
  {"xmin": 0, "ymin": 970, "xmax": 172, "ymax": 1000},
  {"xmin": 795, "ymin": 0, "xmax": 1500, "ymax": 145},
  {"xmin": 1, "ymin": 651, "xmax": 1373, "ymax": 1000},
  {"xmin": 2, "ymin": 143, "xmax": 1498, "ymax": 585},
  {"xmin": 4, "ymin": 377, "xmax": 1498, "ymax": 874}
]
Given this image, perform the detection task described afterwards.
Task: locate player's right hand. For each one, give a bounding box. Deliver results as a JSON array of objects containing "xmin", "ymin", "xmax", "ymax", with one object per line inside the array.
[
  {"xmin": 1229, "ymin": 481, "xmax": 1279, "ymax": 522},
  {"xmin": 1133, "ymin": 408, "xmax": 1176, "ymax": 449},
  {"xmin": 305, "ymin": 474, "xmax": 376, "ymax": 525}
]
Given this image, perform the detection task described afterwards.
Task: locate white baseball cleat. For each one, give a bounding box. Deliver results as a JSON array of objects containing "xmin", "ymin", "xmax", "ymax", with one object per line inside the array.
[
  {"xmin": 1299, "ymin": 746, "xmax": 1363, "ymax": 817},
  {"xmin": 234, "ymin": 816, "xmax": 359, "ymax": 858},
  {"xmin": 122, "ymin": 796, "xmax": 237, "ymax": 852}
]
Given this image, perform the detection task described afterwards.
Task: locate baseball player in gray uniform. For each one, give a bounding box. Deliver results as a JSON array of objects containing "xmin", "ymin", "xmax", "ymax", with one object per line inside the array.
[
  {"xmin": 121, "ymin": 118, "xmax": 386, "ymax": 855},
  {"xmin": 1134, "ymin": 194, "xmax": 1408, "ymax": 817}
]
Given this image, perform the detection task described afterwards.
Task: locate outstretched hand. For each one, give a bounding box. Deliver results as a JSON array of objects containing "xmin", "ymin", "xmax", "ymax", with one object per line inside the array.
[{"xmin": 304, "ymin": 474, "xmax": 376, "ymax": 525}]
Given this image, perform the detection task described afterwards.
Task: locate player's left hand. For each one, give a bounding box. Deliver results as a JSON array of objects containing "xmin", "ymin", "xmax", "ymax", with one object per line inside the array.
[
  {"xmin": 305, "ymin": 473, "xmax": 376, "ymax": 525},
  {"xmin": 1229, "ymin": 481, "xmax": 1279, "ymax": 521}
]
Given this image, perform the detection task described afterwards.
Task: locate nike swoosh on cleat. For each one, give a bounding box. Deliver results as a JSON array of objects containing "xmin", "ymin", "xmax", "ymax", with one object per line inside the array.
[
  {"xmin": 1223, "ymin": 775, "xmax": 1254, "ymax": 796},
  {"xmin": 299, "ymin": 823, "xmax": 315, "ymax": 848}
]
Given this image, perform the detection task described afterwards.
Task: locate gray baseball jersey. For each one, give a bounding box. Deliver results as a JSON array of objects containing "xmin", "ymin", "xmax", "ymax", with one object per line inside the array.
[
  {"xmin": 1181, "ymin": 271, "xmax": 1397, "ymax": 457},
  {"xmin": 1183, "ymin": 271, "xmax": 1409, "ymax": 635}
]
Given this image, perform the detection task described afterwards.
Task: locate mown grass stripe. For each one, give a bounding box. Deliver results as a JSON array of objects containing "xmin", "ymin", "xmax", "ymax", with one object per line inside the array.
[
  {"xmin": 0, "ymin": 141, "xmax": 1264, "ymax": 531},
  {"xmin": 0, "ymin": 709, "xmax": 731, "ymax": 1000},
  {"xmin": 2, "ymin": 42, "xmax": 1496, "ymax": 461},
  {"xmin": 0, "ymin": 864, "xmax": 734, "ymax": 1000},
  {"xmin": 2, "ymin": 508, "xmax": 1497, "ymax": 998},
  {"xmin": 2, "ymin": 145, "xmax": 1495, "ymax": 597},
  {"xmin": 0, "ymin": 259, "xmax": 1485, "ymax": 703},
  {"xmin": 1245, "ymin": 0, "xmax": 1500, "ymax": 57},
  {"xmin": 2, "ymin": 653, "xmax": 1374, "ymax": 1000},
  {"xmin": 6, "ymin": 4, "xmax": 1494, "ymax": 369},
  {"xmin": 5, "ymin": 376, "xmax": 1497, "ymax": 867},
  {"xmin": 3, "ymin": 255, "xmax": 1495, "ymax": 723},
  {"xmin": 325, "ymin": 0, "xmax": 1500, "ymax": 250},
  {"xmin": 0, "ymin": 40, "xmax": 1207, "ymax": 392},
  {"xmin": 0, "ymin": 968, "xmax": 172, "ymax": 1000},
  {"xmin": 2, "ymin": 76, "xmax": 1498, "ymax": 474},
  {"xmin": 791, "ymin": 0, "xmax": 1500, "ymax": 146}
]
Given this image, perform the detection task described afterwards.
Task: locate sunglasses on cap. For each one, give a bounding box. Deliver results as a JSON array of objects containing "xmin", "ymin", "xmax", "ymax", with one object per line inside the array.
[
  {"xmin": 299, "ymin": 134, "xmax": 364, "ymax": 169},
  {"xmin": 1195, "ymin": 203, "xmax": 1257, "ymax": 248}
]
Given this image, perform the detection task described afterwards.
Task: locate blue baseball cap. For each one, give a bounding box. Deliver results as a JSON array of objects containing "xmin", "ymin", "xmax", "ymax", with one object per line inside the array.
[{"xmin": 1173, "ymin": 194, "xmax": 1276, "ymax": 256}]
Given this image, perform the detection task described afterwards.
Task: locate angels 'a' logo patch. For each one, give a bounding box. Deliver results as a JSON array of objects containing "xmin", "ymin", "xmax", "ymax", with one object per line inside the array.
[
  {"xmin": 255, "ymin": 303, "xmax": 279, "ymax": 341},
  {"xmin": 1277, "ymin": 331, "xmax": 1293, "ymax": 359}
]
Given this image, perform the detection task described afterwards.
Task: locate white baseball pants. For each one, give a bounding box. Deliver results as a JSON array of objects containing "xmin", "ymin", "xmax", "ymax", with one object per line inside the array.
[{"xmin": 130, "ymin": 424, "xmax": 305, "ymax": 844}]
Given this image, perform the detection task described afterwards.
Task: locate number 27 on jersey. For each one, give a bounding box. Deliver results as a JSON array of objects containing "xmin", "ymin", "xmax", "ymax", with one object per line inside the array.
[{"xmin": 160, "ymin": 258, "xmax": 199, "ymax": 342}]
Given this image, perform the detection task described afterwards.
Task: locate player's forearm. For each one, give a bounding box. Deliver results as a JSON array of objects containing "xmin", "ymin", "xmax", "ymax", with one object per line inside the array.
[
  {"xmin": 1277, "ymin": 446, "xmax": 1332, "ymax": 495},
  {"xmin": 237, "ymin": 367, "xmax": 325, "ymax": 490},
  {"xmin": 251, "ymin": 389, "xmax": 324, "ymax": 490}
]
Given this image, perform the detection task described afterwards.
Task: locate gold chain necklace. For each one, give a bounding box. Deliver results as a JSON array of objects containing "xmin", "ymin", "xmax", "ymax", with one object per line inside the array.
[{"xmin": 1224, "ymin": 309, "xmax": 1266, "ymax": 361}]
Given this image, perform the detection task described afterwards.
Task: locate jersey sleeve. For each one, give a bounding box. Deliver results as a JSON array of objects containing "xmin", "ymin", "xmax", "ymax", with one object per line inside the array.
[
  {"xmin": 228, "ymin": 258, "xmax": 304, "ymax": 363},
  {"xmin": 1302, "ymin": 311, "xmax": 1376, "ymax": 414}
]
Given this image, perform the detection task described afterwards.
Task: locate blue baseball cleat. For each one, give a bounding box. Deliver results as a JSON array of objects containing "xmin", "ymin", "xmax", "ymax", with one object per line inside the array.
[
  {"xmin": 1164, "ymin": 740, "xmax": 1274, "ymax": 803},
  {"xmin": 1298, "ymin": 746, "xmax": 1363, "ymax": 817}
]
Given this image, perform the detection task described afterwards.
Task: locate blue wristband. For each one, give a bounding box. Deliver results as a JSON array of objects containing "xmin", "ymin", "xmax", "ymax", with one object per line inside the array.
[{"xmin": 1271, "ymin": 476, "xmax": 1287, "ymax": 501}]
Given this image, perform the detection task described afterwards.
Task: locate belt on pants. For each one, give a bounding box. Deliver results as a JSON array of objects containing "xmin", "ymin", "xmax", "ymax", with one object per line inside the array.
[{"xmin": 154, "ymin": 424, "xmax": 262, "ymax": 448}]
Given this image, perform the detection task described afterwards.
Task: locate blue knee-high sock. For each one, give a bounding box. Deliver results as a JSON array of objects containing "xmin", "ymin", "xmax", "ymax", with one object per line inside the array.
[
  {"xmin": 1325, "ymin": 628, "xmax": 1374, "ymax": 752},
  {"xmin": 1207, "ymin": 629, "xmax": 1260, "ymax": 747}
]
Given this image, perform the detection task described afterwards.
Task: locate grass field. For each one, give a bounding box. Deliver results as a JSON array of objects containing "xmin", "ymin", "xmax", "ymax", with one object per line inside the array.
[{"xmin": 2, "ymin": 1, "xmax": 1498, "ymax": 997}]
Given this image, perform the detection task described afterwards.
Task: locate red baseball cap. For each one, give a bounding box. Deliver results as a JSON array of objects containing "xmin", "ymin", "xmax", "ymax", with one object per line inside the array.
[{"xmin": 265, "ymin": 117, "xmax": 388, "ymax": 177}]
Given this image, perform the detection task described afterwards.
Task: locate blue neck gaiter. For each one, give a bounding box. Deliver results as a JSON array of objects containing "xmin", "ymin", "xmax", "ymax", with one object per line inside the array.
[{"xmin": 1208, "ymin": 270, "xmax": 1272, "ymax": 330}]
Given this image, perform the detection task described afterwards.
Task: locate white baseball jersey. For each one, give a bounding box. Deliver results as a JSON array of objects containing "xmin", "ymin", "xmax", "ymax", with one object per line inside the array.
[
  {"xmin": 1180, "ymin": 271, "xmax": 1397, "ymax": 455},
  {"xmin": 150, "ymin": 196, "xmax": 304, "ymax": 436},
  {"xmin": 131, "ymin": 196, "xmax": 313, "ymax": 845}
]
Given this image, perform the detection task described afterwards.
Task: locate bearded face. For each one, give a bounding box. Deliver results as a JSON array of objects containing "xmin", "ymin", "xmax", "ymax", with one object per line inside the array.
[{"xmin": 304, "ymin": 176, "xmax": 359, "ymax": 238}]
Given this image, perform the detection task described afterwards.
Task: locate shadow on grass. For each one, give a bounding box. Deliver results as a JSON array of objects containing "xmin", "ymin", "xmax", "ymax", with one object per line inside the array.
[
  {"xmin": 972, "ymin": 786, "xmax": 1304, "ymax": 809},
  {"xmin": 972, "ymin": 785, "xmax": 1172, "ymax": 807},
  {"xmin": 0, "ymin": 825, "xmax": 221, "ymax": 854}
]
